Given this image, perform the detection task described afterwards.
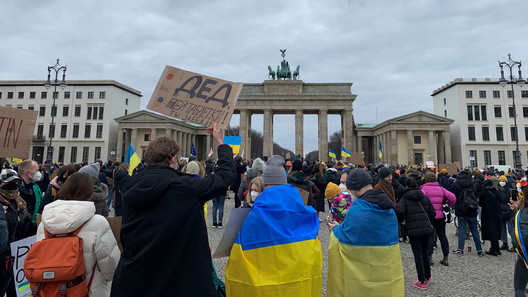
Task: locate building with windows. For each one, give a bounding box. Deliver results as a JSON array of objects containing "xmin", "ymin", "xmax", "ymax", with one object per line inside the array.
[
  {"xmin": 432, "ymin": 78, "xmax": 528, "ymax": 169},
  {"xmin": 0, "ymin": 80, "xmax": 141, "ymax": 164}
]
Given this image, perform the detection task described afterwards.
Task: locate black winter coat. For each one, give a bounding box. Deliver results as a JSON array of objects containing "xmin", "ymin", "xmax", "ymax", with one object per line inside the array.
[
  {"xmin": 478, "ymin": 181, "xmax": 502, "ymax": 241},
  {"xmin": 395, "ymin": 189, "xmax": 435, "ymax": 237},
  {"xmin": 498, "ymin": 185, "xmax": 514, "ymax": 221},
  {"xmin": 451, "ymin": 172, "xmax": 478, "ymax": 217},
  {"xmin": 110, "ymin": 144, "xmax": 236, "ymax": 297},
  {"xmin": 113, "ymin": 169, "xmax": 130, "ymax": 216}
]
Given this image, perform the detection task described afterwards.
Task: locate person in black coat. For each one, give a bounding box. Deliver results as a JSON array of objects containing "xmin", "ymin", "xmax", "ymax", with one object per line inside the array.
[
  {"xmin": 478, "ymin": 179, "xmax": 503, "ymax": 256},
  {"xmin": 111, "ymin": 124, "xmax": 236, "ymax": 297},
  {"xmin": 395, "ymin": 178, "xmax": 436, "ymax": 289},
  {"xmin": 497, "ymin": 176, "xmax": 514, "ymax": 251},
  {"xmin": 231, "ymin": 157, "xmax": 246, "ymax": 208},
  {"xmin": 113, "ymin": 164, "xmax": 131, "ymax": 217}
]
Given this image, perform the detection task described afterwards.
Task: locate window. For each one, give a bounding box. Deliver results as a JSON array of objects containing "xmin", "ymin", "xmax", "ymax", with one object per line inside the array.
[
  {"xmin": 70, "ymin": 147, "xmax": 77, "ymax": 163},
  {"xmin": 39, "ymin": 106, "xmax": 46, "ymax": 117},
  {"xmin": 466, "ymin": 90, "xmax": 473, "ymax": 98},
  {"xmin": 526, "ymin": 127, "xmax": 528, "ymax": 141},
  {"xmin": 124, "ymin": 109, "xmax": 128, "ymax": 115},
  {"xmin": 444, "ymin": 110, "xmax": 447, "ymax": 117},
  {"xmin": 74, "ymin": 106, "xmax": 81, "ymax": 117},
  {"xmin": 87, "ymin": 107, "xmax": 92, "ymax": 120},
  {"xmin": 479, "ymin": 90, "xmax": 486, "ymax": 98},
  {"xmin": 470, "ymin": 150, "xmax": 477, "ymax": 168},
  {"xmin": 64, "ymin": 91, "xmax": 70, "ymax": 99},
  {"xmin": 76, "ymin": 92, "xmax": 82, "ymax": 99},
  {"xmin": 41, "ymin": 92, "xmax": 47, "ymax": 99},
  {"xmin": 496, "ymin": 126, "xmax": 504, "ymax": 141},
  {"xmin": 0, "ymin": 92, "xmax": 3, "ymax": 99},
  {"xmin": 414, "ymin": 136, "xmax": 421, "ymax": 144},
  {"xmin": 60, "ymin": 125, "xmax": 67, "ymax": 138},
  {"xmin": 18, "ymin": 92, "xmax": 24, "ymax": 99},
  {"xmin": 98, "ymin": 107, "xmax": 104, "ymax": 119},
  {"xmin": 50, "ymin": 106, "xmax": 57, "ymax": 117},
  {"xmin": 482, "ymin": 126, "xmax": 490, "ymax": 141},
  {"xmin": 468, "ymin": 126, "xmax": 476, "ymax": 140},
  {"xmin": 481, "ymin": 106, "xmax": 487, "ymax": 121},
  {"xmin": 484, "ymin": 150, "xmax": 491, "ymax": 166},
  {"xmin": 498, "ymin": 151, "xmax": 506, "ymax": 165},
  {"xmin": 84, "ymin": 124, "xmax": 91, "ymax": 138},
  {"xmin": 53, "ymin": 91, "xmax": 58, "ymax": 99},
  {"xmin": 16, "ymin": 105, "xmax": 22, "ymax": 109},
  {"xmin": 509, "ymin": 106, "xmax": 515, "ymax": 118},
  {"xmin": 99, "ymin": 92, "xmax": 106, "ymax": 99},
  {"xmin": 511, "ymin": 127, "xmax": 518, "ymax": 141},
  {"xmin": 48, "ymin": 124, "xmax": 55, "ymax": 138},
  {"xmin": 467, "ymin": 106, "xmax": 473, "ymax": 121},
  {"xmin": 58, "ymin": 147, "xmax": 65, "ymax": 163},
  {"xmin": 29, "ymin": 92, "xmax": 36, "ymax": 99},
  {"xmin": 523, "ymin": 91, "xmax": 528, "ymax": 98},
  {"xmin": 443, "ymin": 98, "xmax": 446, "ymax": 106},
  {"xmin": 28, "ymin": 105, "xmax": 34, "ymax": 110},
  {"xmin": 508, "ymin": 90, "xmax": 513, "ymax": 98},
  {"xmin": 94, "ymin": 147, "xmax": 102, "ymax": 160},
  {"xmin": 7, "ymin": 92, "xmax": 13, "ymax": 99},
  {"xmin": 37, "ymin": 125, "xmax": 44, "ymax": 137},
  {"xmin": 62, "ymin": 106, "xmax": 69, "ymax": 117},
  {"xmin": 82, "ymin": 147, "xmax": 89, "ymax": 163},
  {"xmin": 87, "ymin": 91, "xmax": 94, "ymax": 99},
  {"xmin": 96, "ymin": 125, "xmax": 103, "ymax": 138},
  {"xmin": 495, "ymin": 106, "xmax": 502, "ymax": 118},
  {"xmin": 125, "ymin": 98, "xmax": 129, "ymax": 105},
  {"xmin": 493, "ymin": 90, "xmax": 500, "ymax": 98},
  {"xmin": 72, "ymin": 124, "xmax": 79, "ymax": 138},
  {"xmin": 144, "ymin": 134, "xmax": 151, "ymax": 141},
  {"xmin": 93, "ymin": 107, "xmax": 98, "ymax": 119},
  {"xmin": 474, "ymin": 105, "xmax": 480, "ymax": 121}
]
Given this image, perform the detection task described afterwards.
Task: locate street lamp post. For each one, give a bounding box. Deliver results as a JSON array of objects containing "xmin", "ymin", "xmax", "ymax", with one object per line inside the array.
[
  {"xmin": 499, "ymin": 54, "xmax": 525, "ymax": 171},
  {"xmin": 44, "ymin": 58, "xmax": 67, "ymax": 172}
]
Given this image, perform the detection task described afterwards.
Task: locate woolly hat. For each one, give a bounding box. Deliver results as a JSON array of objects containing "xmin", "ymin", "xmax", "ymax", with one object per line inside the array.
[
  {"xmin": 292, "ymin": 160, "xmax": 303, "ymax": 171},
  {"xmin": 325, "ymin": 182, "xmax": 342, "ymax": 200},
  {"xmin": 346, "ymin": 168, "xmax": 373, "ymax": 191},
  {"xmin": 262, "ymin": 155, "xmax": 287, "ymax": 185},
  {"xmin": 1, "ymin": 169, "xmax": 21, "ymax": 183},
  {"xmin": 425, "ymin": 172, "xmax": 437, "ymax": 182},
  {"xmin": 379, "ymin": 167, "xmax": 392, "ymax": 179},
  {"xmin": 441, "ymin": 169, "xmax": 448, "ymax": 174},
  {"xmin": 252, "ymin": 158, "xmax": 264, "ymax": 171},
  {"xmin": 471, "ymin": 169, "xmax": 480, "ymax": 176},
  {"xmin": 184, "ymin": 161, "xmax": 201, "ymax": 176},
  {"xmin": 78, "ymin": 162, "xmax": 100, "ymax": 179},
  {"xmin": 499, "ymin": 175, "xmax": 508, "ymax": 182}
]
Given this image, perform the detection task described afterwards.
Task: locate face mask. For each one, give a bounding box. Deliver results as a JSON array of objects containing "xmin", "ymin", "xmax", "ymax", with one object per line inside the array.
[
  {"xmin": 339, "ymin": 183, "xmax": 348, "ymax": 192},
  {"xmin": 250, "ymin": 191, "xmax": 259, "ymax": 202},
  {"xmin": 2, "ymin": 183, "xmax": 18, "ymax": 191},
  {"xmin": 32, "ymin": 171, "xmax": 43, "ymax": 182},
  {"xmin": 499, "ymin": 181, "xmax": 506, "ymax": 187}
]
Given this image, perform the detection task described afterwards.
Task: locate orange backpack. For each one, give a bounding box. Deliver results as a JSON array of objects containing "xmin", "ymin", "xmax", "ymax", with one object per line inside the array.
[{"xmin": 24, "ymin": 222, "xmax": 95, "ymax": 297}]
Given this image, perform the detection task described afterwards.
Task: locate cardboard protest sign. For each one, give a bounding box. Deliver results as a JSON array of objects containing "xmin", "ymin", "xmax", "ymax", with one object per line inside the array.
[
  {"xmin": 0, "ymin": 106, "xmax": 38, "ymax": 160},
  {"xmin": 106, "ymin": 217, "xmax": 123, "ymax": 252},
  {"xmin": 297, "ymin": 187, "xmax": 309, "ymax": 206},
  {"xmin": 147, "ymin": 66, "xmax": 243, "ymax": 129},
  {"xmin": 438, "ymin": 162, "xmax": 460, "ymax": 175},
  {"xmin": 213, "ymin": 208, "xmax": 251, "ymax": 258},
  {"xmin": 348, "ymin": 152, "xmax": 364, "ymax": 165},
  {"xmin": 10, "ymin": 235, "xmax": 37, "ymax": 297}
]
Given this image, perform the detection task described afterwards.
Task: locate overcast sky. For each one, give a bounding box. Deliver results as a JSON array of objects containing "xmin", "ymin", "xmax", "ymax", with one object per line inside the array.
[{"xmin": 1, "ymin": 0, "xmax": 528, "ymax": 155}]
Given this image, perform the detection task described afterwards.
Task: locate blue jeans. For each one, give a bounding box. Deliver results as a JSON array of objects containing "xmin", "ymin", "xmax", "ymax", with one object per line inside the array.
[
  {"xmin": 212, "ymin": 195, "xmax": 226, "ymax": 224},
  {"xmin": 502, "ymin": 219, "xmax": 514, "ymax": 244},
  {"xmin": 457, "ymin": 216, "xmax": 482, "ymax": 252}
]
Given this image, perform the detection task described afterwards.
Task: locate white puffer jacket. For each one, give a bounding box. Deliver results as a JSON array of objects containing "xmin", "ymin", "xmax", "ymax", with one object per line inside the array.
[{"xmin": 36, "ymin": 200, "xmax": 120, "ymax": 297}]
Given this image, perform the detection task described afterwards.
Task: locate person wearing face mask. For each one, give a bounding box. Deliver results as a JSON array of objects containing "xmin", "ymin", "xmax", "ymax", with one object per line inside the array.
[
  {"xmin": 38, "ymin": 164, "xmax": 77, "ymax": 214},
  {"xmin": 245, "ymin": 176, "xmax": 264, "ymax": 207},
  {"xmin": 17, "ymin": 160, "xmax": 43, "ymax": 223},
  {"xmin": 498, "ymin": 175, "xmax": 515, "ymax": 252},
  {"xmin": 111, "ymin": 123, "xmax": 235, "ymax": 297},
  {"xmin": 0, "ymin": 169, "xmax": 37, "ymax": 297}
]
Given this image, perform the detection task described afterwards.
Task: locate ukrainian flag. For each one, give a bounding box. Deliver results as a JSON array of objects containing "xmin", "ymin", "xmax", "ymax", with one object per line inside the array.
[
  {"xmin": 328, "ymin": 198, "xmax": 404, "ymax": 297},
  {"xmin": 379, "ymin": 140, "xmax": 383, "ymax": 159},
  {"xmin": 225, "ymin": 184, "xmax": 323, "ymax": 296},
  {"xmin": 125, "ymin": 143, "xmax": 141, "ymax": 176},
  {"xmin": 341, "ymin": 146, "xmax": 351, "ymax": 158},
  {"xmin": 329, "ymin": 148, "xmax": 337, "ymax": 161},
  {"xmin": 223, "ymin": 136, "xmax": 241, "ymax": 155}
]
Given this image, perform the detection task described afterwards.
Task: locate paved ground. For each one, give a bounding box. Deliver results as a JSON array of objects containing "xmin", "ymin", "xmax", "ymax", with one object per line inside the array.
[{"xmin": 208, "ymin": 195, "xmax": 516, "ymax": 297}]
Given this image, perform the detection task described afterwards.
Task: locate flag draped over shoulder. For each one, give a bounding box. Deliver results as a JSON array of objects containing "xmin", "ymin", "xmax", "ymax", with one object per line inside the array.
[
  {"xmin": 225, "ymin": 184, "xmax": 323, "ymax": 297},
  {"xmin": 125, "ymin": 143, "xmax": 141, "ymax": 176},
  {"xmin": 341, "ymin": 146, "xmax": 351, "ymax": 158},
  {"xmin": 328, "ymin": 198, "xmax": 404, "ymax": 297},
  {"xmin": 223, "ymin": 136, "xmax": 241, "ymax": 154}
]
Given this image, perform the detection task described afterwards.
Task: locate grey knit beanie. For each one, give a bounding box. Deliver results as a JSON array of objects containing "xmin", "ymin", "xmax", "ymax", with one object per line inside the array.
[
  {"xmin": 346, "ymin": 168, "xmax": 373, "ymax": 191},
  {"xmin": 79, "ymin": 162, "xmax": 100, "ymax": 179},
  {"xmin": 252, "ymin": 158, "xmax": 264, "ymax": 171},
  {"xmin": 262, "ymin": 155, "xmax": 287, "ymax": 185}
]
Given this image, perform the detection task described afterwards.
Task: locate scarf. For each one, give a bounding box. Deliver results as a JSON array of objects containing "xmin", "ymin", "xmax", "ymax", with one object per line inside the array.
[{"xmin": 0, "ymin": 188, "xmax": 28, "ymax": 214}]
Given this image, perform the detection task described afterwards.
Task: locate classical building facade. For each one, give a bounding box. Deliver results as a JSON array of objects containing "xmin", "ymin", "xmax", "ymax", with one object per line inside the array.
[
  {"xmin": 0, "ymin": 80, "xmax": 141, "ymax": 163},
  {"xmin": 432, "ymin": 78, "xmax": 528, "ymax": 168},
  {"xmin": 356, "ymin": 111, "xmax": 453, "ymax": 166}
]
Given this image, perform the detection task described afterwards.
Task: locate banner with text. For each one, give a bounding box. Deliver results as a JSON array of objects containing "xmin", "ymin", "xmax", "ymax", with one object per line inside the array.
[
  {"xmin": 10, "ymin": 235, "xmax": 37, "ymax": 297},
  {"xmin": 147, "ymin": 66, "xmax": 243, "ymax": 129},
  {"xmin": 0, "ymin": 106, "xmax": 38, "ymax": 160}
]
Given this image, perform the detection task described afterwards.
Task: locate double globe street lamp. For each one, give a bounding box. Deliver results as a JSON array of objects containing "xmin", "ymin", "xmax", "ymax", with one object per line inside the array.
[
  {"xmin": 44, "ymin": 59, "xmax": 67, "ymax": 171},
  {"xmin": 499, "ymin": 54, "xmax": 525, "ymax": 171}
]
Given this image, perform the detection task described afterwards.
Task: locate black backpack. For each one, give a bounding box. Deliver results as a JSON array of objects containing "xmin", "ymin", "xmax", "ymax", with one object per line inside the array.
[{"xmin": 462, "ymin": 188, "xmax": 478, "ymax": 213}]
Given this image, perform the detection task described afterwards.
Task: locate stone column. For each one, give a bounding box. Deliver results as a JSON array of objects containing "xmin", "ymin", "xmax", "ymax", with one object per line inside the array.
[
  {"xmin": 240, "ymin": 109, "xmax": 249, "ymax": 159},
  {"xmin": 188, "ymin": 134, "xmax": 192, "ymax": 156},
  {"xmin": 340, "ymin": 108, "xmax": 355, "ymax": 155},
  {"xmin": 181, "ymin": 132, "xmax": 187, "ymax": 157},
  {"xmin": 131, "ymin": 128, "xmax": 138, "ymax": 153},
  {"xmin": 374, "ymin": 135, "xmax": 378, "ymax": 163},
  {"xmin": 391, "ymin": 130, "xmax": 397, "ymax": 166},
  {"xmin": 247, "ymin": 112, "xmax": 252, "ymax": 159},
  {"xmin": 428, "ymin": 130, "xmax": 435, "ymax": 165},
  {"xmin": 263, "ymin": 109, "xmax": 274, "ymax": 157},
  {"xmin": 384, "ymin": 132, "xmax": 389, "ymax": 164},
  {"xmin": 438, "ymin": 131, "xmax": 445, "ymax": 164},
  {"xmin": 444, "ymin": 131, "xmax": 452, "ymax": 163},
  {"xmin": 357, "ymin": 135, "xmax": 363, "ymax": 155},
  {"xmin": 151, "ymin": 128, "xmax": 157, "ymax": 141},
  {"xmin": 117, "ymin": 128, "xmax": 124, "ymax": 162},
  {"xmin": 165, "ymin": 128, "xmax": 172, "ymax": 138},
  {"xmin": 295, "ymin": 109, "xmax": 303, "ymax": 157},
  {"xmin": 407, "ymin": 130, "xmax": 414, "ymax": 166},
  {"xmin": 318, "ymin": 109, "xmax": 328, "ymax": 162}
]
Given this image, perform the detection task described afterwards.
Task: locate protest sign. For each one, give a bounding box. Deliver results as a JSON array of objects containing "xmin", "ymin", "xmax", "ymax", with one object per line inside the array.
[
  {"xmin": 106, "ymin": 217, "xmax": 123, "ymax": 252},
  {"xmin": 147, "ymin": 66, "xmax": 243, "ymax": 129},
  {"xmin": 0, "ymin": 106, "xmax": 38, "ymax": 160},
  {"xmin": 438, "ymin": 162, "xmax": 460, "ymax": 175},
  {"xmin": 10, "ymin": 235, "xmax": 37, "ymax": 297},
  {"xmin": 347, "ymin": 152, "xmax": 364, "ymax": 165},
  {"xmin": 213, "ymin": 208, "xmax": 251, "ymax": 258}
]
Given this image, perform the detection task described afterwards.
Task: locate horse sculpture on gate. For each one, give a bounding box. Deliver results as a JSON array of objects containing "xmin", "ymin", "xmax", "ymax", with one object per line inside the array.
[
  {"xmin": 268, "ymin": 66, "xmax": 276, "ymax": 80},
  {"xmin": 293, "ymin": 65, "xmax": 300, "ymax": 80},
  {"xmin": 267, "ymin": 49, "xmax": 300, "ymax": 81}
]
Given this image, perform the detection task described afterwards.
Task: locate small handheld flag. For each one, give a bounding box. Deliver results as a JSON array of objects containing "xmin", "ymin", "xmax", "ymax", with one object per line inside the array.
[
  {"xmin": 341, "ymin": 146, "xmax": 351, "ymax": 158},
  {"xmin": 329, "ymin": 148, "xmax": 337, "ymax": 161},
  {"xmin": 190, "ymin": 141, "xmax": 196, "ymax": 156},
  {"xmin": 208, "ymin": 147, "xmax": 213, "ymax": 157},
  {"xmin": 223, "ymin": 136, "xmax": 241, "ymax": 154},
  {"xmin": 378, "ymin": 140, "xmax": 383, "ymax": 159},
  {"xmin": 125, "ymin": 143, "xmax": 141, "ymax": 176}
]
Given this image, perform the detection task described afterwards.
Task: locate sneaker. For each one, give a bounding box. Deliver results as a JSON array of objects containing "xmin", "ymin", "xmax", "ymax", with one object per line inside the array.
[
  {"xmin": 453, "ymin": 249, "xmax": 464, "ymax": 255},
  {"xmin": 412, "ymin": 281, "xmax": 427, "ymax": 290},
  {"xmin": 424, "ymin": 274, "xmax": 432, "ymax": 285},
  {"xmin": 212, "ymin": 222, "xmax": 218, "ymax": 228},
  {"xmin": 218, "ymin": 223, "xmax": 223, "ymax": 229},
  {"xmin": 478, "ymin": 251, "xmax": 484, "ymax": 256}
]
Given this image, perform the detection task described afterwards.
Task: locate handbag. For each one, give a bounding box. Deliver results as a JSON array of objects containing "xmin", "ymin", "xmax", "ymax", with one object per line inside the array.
[{"xmin": 443, "ymin": 196, "xmax": 453, "ymax": 223}]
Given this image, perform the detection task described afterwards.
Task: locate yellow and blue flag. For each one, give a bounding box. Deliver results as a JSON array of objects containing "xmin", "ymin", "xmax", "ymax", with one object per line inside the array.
[
  {"xmin": 341, "ymin": 146, "xmax": 351, "ymax": 158},
  {"xmin": 328, "ymin": 198, "xmax": 404, "ymax": 297},
  {"xmin": 125, "ymin": 143, "xmax": 141, "ymax": 176},
  {"xmin": 223, "ymin": 136, "xmax": 241, "ymax": 155},
  {"xmin": 225, "ymin": 184, "xmax": 323, "ymax": 296},
  {"xmin": 329, "ymin": 148, "xmax": 337, "ymax": 161},
  {"xmin": 379, "ymin": 140, "xmax": 383, "ymax": 159}
]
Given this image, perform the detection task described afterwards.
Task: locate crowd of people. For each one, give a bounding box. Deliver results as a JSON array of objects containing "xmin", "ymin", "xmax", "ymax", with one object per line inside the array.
[{"xmin": 2, "ymin": 122, "xmax": 528, "ymax": 296}]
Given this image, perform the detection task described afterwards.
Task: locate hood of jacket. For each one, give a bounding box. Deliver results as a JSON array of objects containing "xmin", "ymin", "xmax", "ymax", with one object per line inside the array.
[
  {"xmin": 92, "ymin": 183, "xmax": 108, "ymax": 203},
  {"xmin": 245, "ymin": 168, "xmax": 260, "ymax": 180},
  {"xmin": 42, "ymin": 200, "xmax": 95, "ymax": 235},
  {"xmin": 114, "ymin": 169, "xmax": 128, "ymax": 181},
  {"xmin": 402, "ymin": 189, "xmax": 427, "ymax": 202},
  {"xmin": 481, "ymin": 179, "xmax": 496, "ymax": 192},
  {"xmin": 287, "ymin": 170, "xmax": 310, "ymax": 186},
  {"xmin": 455, "ymin": 173, "xmax": 473, "ymax": 189},
  {"xmin": 360, "ymin": 188, "xmax": 395, "ymax": 210}
]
